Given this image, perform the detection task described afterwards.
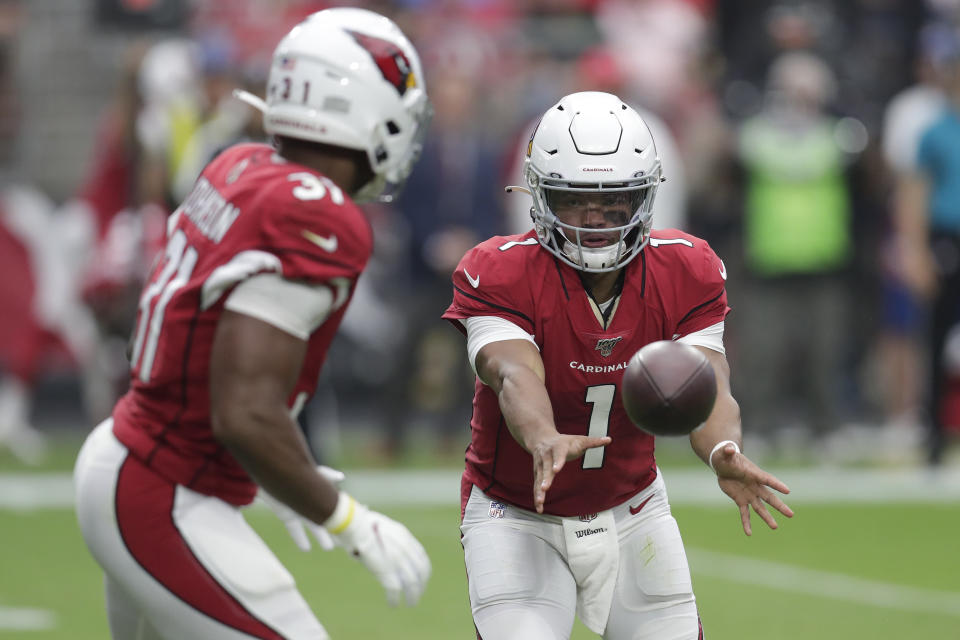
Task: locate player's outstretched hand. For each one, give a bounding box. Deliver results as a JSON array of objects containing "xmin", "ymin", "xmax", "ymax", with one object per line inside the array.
[
  {"xmin": 531, "ymin": 433, "xmax": 612, "ymax": 514},
  {"xmin": 327, "ymin": 494, "xmax": 431, "ymax": 607},
  {"xmin": 258, "ymin": 465, "xmax": 346, "ymax": 551},
  {"xmin": 711, "ymin": 444, "xmax": 794, "ymax": 536}
]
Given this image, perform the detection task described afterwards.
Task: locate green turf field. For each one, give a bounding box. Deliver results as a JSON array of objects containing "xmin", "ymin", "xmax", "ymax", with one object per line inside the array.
[{"xmin": 1, "ymin": 493, "xmax": 958, "ymax": 639}]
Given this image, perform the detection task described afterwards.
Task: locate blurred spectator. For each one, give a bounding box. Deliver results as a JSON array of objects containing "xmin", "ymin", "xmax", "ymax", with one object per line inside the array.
[
  {"xmin": 717, "ymin": 0, "xmax": 843, "ymax": 120},
  {"xmin": 74, "ymin": 33, "xmax": 267, "ymax": 423},
  {"xmin": 0, "ymin": 0, "xmax": 949, "ymax": 468},
  {"xmin": 377, "ymin": 64, "xmax": 507, "ymax": 459},
  {"xmin": 595, "ymin": 0, "xmax": 710, "ymax": 121},
  {"xmin": 168, "ymin": 31, "xmax": 265, "ymax": 201},
  {"xmin": 898, "ymin": 46, "xmax": 960, "ymax": 465},
  {"xmin": 134, "ymin": 37, "xmax": 206, "ymax": 208},
  {"xmin": 733, "ymin": 51, "xmax": 861, "ymax": 446},
  {"xmin": 883, "ymin": 26, "xmax": 951, "ymax": 174},
  {"xmin": 54, "ymin": 41, "xmax": 169, "ymax": 422},
  {"xmin": 0, "ymin": 185, "xmax": 99, "ymax": 463},
  {"xmin": 0, "ymin": 0, "xmax": 20, "ymax": 170},
  {"xmin": 873, "ymin": 22, "xmax": 955, "ymax": 448},
  {"xmin": 0, "ymin": 3, "xmax": 98, "ymax": 463}
]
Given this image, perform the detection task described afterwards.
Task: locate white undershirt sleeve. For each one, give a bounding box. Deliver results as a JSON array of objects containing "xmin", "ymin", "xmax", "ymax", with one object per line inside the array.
[
  {"xmin": 676, "ymin": 321, "xmax": 725, "ymax": 354},
  {"xmin": 463, "ymin": 316, "xmax": 538, "ymax": 378},
  {"xmin": 224, "ymin": 272, "xmax": 334, "ymax": 340}
]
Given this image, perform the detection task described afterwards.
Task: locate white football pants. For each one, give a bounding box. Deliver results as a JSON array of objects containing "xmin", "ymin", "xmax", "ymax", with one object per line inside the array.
[
  {"xmin": 74, "ymin": 419, "xmax": 329, "ymax": 639},
  {"xmin": 461, "ymin": 472, "xmax": 702, "ymax": 640}
]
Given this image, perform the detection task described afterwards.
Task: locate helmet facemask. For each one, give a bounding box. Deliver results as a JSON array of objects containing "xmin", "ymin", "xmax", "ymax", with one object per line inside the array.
[
  {"xmin": 527, "ymin": 162, "xmax": 660, "ymax": 273},
  {"xmin": 354, "ymin": 99, "xmax": 433, "ymax": 203}
]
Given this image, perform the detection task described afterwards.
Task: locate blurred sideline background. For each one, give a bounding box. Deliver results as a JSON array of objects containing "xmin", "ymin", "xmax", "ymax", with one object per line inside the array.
[
  {"xmin": 2, "ymin": 0, "xmax": 959, "ymax": 470},
  {"xmin": 2, "ymin": 1, "xmax": 960, "ymax": 638}
]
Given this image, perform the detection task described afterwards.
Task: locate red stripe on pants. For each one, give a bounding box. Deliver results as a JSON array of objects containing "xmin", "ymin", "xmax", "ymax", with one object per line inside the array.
[{"xmin": 115, "ymin": 455, "xmax": 285, "ymax": 639}]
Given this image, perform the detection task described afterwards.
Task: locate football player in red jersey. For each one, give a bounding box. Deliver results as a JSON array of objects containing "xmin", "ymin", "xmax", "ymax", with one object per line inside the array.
[
  {"xmin": 73, "ymin": 9, "xmax": 433, "ymax": 639},
  {"xmin": 444, "ymin": 92, "xmax": 794, "ymax": 640}
]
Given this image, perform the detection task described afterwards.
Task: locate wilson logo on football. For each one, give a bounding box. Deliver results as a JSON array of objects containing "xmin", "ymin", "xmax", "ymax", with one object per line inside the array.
[{"xmin": 348, "ymin": 31, "xmax": 416, "ymax": 96}]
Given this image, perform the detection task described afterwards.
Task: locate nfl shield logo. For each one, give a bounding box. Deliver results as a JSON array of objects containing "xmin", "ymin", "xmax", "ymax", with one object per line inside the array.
[
  {"xmin": 579, "ymin": 513, "xmax": 598, "ymax": 522},
  {"xmin": 489, "ymin": 501, "xmax": 507, "ymax": 519},
  {"xmin": 595, "ymin": 337, "xmax": 623, "ymax": 358}
]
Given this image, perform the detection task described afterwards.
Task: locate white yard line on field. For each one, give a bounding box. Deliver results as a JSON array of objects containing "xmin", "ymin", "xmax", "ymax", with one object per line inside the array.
[
  {"xmin": 0, "ymin": 474, "xmax": 76, "ymax": 509},
  {"xmin": 688, "ymin": 548, "xmax": 960, "ymax": 618},
  {"xmin": 2, "ymin": 467, "xmax": 960, "ymax": 510},
  {"xmin": 0, "ymin": 606, "xmax": 56, "ymax": 631}
]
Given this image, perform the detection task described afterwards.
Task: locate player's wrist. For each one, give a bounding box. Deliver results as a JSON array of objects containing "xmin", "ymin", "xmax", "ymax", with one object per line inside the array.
[
  {"xmin": 323, "ymin": 491, "xmax": 357, "ymax": 534},
  {"xmin": 708, "ymin": 439, "xmax": 740, "ymax": 474}
]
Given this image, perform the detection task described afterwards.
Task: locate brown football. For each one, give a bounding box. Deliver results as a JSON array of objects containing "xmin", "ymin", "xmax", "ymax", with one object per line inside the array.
[{"xmin": 621, "ymin": 340, "xmax": 717, "ymax": 436}]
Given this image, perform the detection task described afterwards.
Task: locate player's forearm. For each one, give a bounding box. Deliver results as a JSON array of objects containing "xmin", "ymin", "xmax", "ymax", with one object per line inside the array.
[
  {"xmin": 212, "ymin": 404, "xmax": 339, "ymax": 524},
  {"xmin": 689, "ymin": 391, "xmax": 741, "ymax": 467},
  {"xmin": 497, "ymin": 366, "xmax": 559, "ymax": 453},
  {"xmin": 687, "ymin": 348, "xmax": 742, "ymax": 467}
]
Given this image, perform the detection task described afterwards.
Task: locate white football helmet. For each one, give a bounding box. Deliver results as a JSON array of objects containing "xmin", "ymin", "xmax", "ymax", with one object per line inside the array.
[
  {"xmin": 519, "ymin": 92, "xmax": 662, "ymax": 272},
  {"xmin": 235, "ymin": 8, "xmax": 431, "ymax": 202}
]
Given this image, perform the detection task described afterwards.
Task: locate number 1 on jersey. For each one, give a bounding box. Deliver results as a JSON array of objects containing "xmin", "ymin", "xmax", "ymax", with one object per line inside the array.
[{"xmin": 583, "ymin": 384, "xmax": 615, "ymax": 469}]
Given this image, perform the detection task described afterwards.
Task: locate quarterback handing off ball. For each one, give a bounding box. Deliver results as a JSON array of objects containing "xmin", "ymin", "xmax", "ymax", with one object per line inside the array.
[{"xmin": 621, "ymin": 341, "xmax": 717, "ymax": 436}]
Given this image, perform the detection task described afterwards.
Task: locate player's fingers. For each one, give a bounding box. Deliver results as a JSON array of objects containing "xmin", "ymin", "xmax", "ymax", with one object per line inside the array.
[
  {"xmin": 284, "ymin": 521, "xmax": 311, "ymax": 552},
  {"xmin": 739, "ymin": 503, "xmax": 752, "ymax": 536},
  {"xmin": 550, "ymin": 445, "xmax": 568, "ymax": 473},
  {"xmin": 395, "ymin": 551, "xmax": 425, "ymax": 606},
  {"xmin": 581, "ymin": 436, "xmax": 612, "ymax": 453},
  {"xmin": 534, "ymin": 452, "xmax": 552, "ymax": 512},
  {"xmin": 540, "ymin": 450, "xmax": 558, "ymax": 488},
  {"xmin": 533, "ymin": 465, "xmax": 544, "ymax": 512},
  {"xmin": 763, "ymin": 492, "xmax": 795, "ymax": 518},
  {"xmin": 760, "ymin": 472, "xmax": 791, "ymax": 494},
  {"xmin": 308, "ymin": 523, "xmax": 336, "ymax": 551},
  {"xmin": 586, "ymin": 436, "xmax": 612, "ymax": 448},
  {"xmin": 752, "ymin": 499, "xmax": 778, "ymax": 530}
]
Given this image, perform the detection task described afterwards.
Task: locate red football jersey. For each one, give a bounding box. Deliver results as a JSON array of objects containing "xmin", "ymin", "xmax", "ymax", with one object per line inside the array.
[
  {"xmin": 443, "ymin": 229, "xmax": 729, "ymax": 516},
  {"xmin": 112, "ymin": 143, "xmax": 372, "ymax": 505}
]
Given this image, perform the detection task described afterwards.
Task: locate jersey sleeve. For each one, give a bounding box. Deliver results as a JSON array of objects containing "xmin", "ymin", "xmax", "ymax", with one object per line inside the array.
[
  {"xmin": 668, "ymin": 235, "xmax": 730, "ymax": 336},
  {"xmin": 442, "ymin": 237, "xmax": 537, "ymax": 335},
  {"xmin": 194, "ymin": 150, "xmax": 374, "ymax": 312},
  {"xmin": 224, "ymin": 272, "xmax": 334, "ymax": 340},
  {"xmin": 257, "ymin": 179, "xmax": 372, "ymax": 285}
]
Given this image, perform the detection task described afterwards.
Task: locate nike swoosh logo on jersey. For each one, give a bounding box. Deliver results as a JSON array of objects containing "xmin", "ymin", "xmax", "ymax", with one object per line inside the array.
[
  {"xmin": 301, "ymin": 229, "xmax": 338, "ymax": 253},
  {"xmin": 629, "ymin": 495, "xmax": 654, "ymax": 515},
  {"xmin": 464, "ymin": 268, "xmax": 480, "ymax": 288},
  {"xmin": 718, "ymin": 260, "xmax": 727, "ymax": 280}
]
